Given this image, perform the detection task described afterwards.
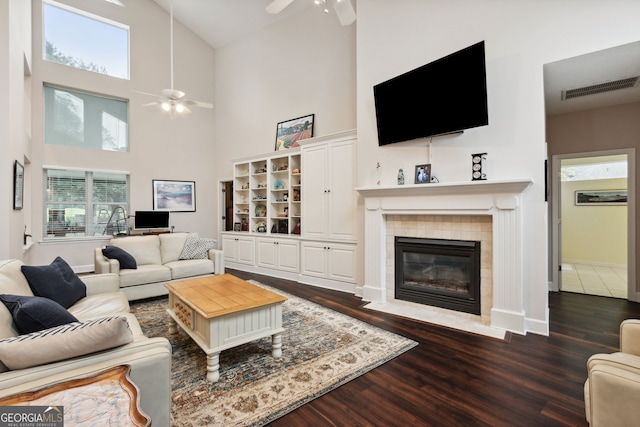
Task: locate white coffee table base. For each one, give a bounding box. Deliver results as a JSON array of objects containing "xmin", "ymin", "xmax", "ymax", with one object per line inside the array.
[{"xmin": 167, "ymin": 302, "xmax": 285, "ymax": 383}]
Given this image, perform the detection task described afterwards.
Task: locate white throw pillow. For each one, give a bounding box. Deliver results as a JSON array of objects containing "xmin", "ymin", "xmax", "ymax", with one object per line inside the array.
[
  {"xmin": 180, "ymin": 234, "xmax": 217, "ymax": 260},
  {"xmin": 0, "ymin": 316, "xmax": 133, "ymax": 370}
]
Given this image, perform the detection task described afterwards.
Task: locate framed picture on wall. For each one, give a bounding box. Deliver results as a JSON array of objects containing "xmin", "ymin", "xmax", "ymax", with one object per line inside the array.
[
  {"xmin": 274, "ymin": 114, "xmax": 314, "ymax": 151},
  {"xmin": 13, "ymin": 160, "xmax": 24, "ymax": 210},
  {"xmin": 152, "ymin": 180, "xmax": 196, "ymax": 212},
  {"xmin": 575, "ymin": 190, "xmax": 627, "ymax": 206}
]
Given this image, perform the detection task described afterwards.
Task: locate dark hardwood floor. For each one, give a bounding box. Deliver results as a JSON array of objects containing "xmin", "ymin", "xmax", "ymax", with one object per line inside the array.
[{"xmin": 228, "ymin": 269, "xmax": 640, "ymax": 427}]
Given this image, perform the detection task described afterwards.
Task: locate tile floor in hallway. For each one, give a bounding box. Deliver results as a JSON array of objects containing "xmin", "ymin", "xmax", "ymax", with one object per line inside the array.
[{"xmin": 561, "ymin": 262, "xmax": 627, "ymax": 298}]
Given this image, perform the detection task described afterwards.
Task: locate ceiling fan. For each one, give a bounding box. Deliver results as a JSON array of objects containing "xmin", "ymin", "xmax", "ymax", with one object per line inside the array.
[
  {"xmin": 136, "ymin": 0, "xmax": 213, "ymax": 115},
  {"xmin": 266, "ymin": 0, "xmax": 356, "ymax": 26}
]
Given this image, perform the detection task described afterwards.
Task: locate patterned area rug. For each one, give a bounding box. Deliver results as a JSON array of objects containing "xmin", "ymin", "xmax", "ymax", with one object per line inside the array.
[{"xmin": 130, "ymin": 280, "xmax": 417, "ymax": 426}]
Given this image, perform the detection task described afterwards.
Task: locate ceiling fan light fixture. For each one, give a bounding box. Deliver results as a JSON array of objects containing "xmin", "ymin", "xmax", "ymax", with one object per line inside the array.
[
  {"xmin": 175, "ymin": 103, "xmax": 185, "ymax": 113},
  {"xmin": 161, "ymin": 101, "xmax": 171, "ymax": 112}
]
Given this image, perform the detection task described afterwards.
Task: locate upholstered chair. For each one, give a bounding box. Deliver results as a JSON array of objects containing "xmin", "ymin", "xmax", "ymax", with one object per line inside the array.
[{"xmin": 584, "ymin": 319, "xmax": 640, "ymax": 426}]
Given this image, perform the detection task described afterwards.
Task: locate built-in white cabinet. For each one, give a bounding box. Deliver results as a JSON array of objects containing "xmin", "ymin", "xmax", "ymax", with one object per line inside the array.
[
  {"xmin": 256, "ymin": 237, "xmax": 299, "ymax": 273},
  {"xmin": 222, "ymin": 234, "xmax": 255, "ymax": 266},
  {"xmin": 224, "ymin": 130, "xmax": 358, "ymax": 291},
  {"xmin": 301, "ymin": 138, "xmax": 356, "ymax": 241},
  {"xmin": 300, "ymin": 241, "xmax": 357, "ymax": 284}
]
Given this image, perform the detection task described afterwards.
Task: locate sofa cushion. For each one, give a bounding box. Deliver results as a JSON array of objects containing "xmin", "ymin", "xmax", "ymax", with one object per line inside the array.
[
  {"xmin": 102, "ymin": 246, "xmax": 137, "ymax": 270},
  {"xmin": 0, "ymin": 315, "xmax": 134, "ymax": 370},
  {"xmin": 180, "ymin": 234, "xmax": 217, "ymax": 260},
  {"xmin": 0, "ymin": 260, "xmax": 34, "ymax": 297},
  {"xmin": 20, "ymin": 257, "xmax": 86, "ymax": 308},
  {"xmin": 165, "ymin": 259, "xmax": 214, "ymax": 280},
  {"xmin": 110, "ymin": 235, "xmax": 162, "ymax": 266},
  {"xmin": 0, "ymin": 294, "xmax": 78, "ymax": 334},
  {"xmin": 159, "ymin": 233, "xmax": 190, "ymax": 264},
  {"xmin": 68, "ymin": 292, "xmax": 130, "ymax": 321},
  {"xmin": 118, "ymin": 265, "xmax": 171, "ymax": 288}
]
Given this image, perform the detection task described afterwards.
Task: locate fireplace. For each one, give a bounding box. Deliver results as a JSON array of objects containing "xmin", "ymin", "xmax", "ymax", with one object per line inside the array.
[
  {"xmin": 395, "ymin": 237, "xmax": 481, "ymax": 315},
  {"xmin": 356, "ymin": 178, "xmax": 533, "ymax": 334}
]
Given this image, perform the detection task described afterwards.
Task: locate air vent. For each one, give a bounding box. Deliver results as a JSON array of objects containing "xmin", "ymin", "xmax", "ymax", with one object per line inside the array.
[{"xmin": 562, "ymin": 76, "xmax": 640, "ymax": 100}]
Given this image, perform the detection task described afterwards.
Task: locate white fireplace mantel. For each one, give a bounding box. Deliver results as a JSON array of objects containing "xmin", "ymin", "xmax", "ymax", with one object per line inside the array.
[
  {"xmin": 356, "ymin": 178, "xmax": 533, "ymax": 335},
  {"xmin": 356, "ymin": 178, "xmax": 532, "ymax": 198}
]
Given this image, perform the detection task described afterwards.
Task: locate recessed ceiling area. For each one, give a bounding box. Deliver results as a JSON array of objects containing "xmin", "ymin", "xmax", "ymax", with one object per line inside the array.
[{"xmin": 544, "ymin": 41, "xmax": 640, "ymax": 116}]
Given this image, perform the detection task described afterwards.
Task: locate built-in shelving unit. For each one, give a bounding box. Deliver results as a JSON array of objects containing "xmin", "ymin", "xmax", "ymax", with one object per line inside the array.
[{"xmin": 232, "ymin": 149, "xmax": 301, "ymax": 236}]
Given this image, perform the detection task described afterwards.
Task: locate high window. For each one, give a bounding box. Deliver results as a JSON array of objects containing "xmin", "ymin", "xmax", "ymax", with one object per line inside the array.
[
  {"xmin": 43, "ymin": 168, "xmax": 130, "ymax": 239},
  {"xmin": 561, "ymin": 160, "xmax": 628, "ymax": 181},
  {"xmin": 43, "ymin": 0, "xmax": 129, "ymax": 79},
  {"xmin": 44, "ymin": 85, "xmax": 129, "ymax": 151}
]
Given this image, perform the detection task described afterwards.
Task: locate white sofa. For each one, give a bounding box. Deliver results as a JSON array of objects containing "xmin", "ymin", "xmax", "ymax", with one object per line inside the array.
[
  {"xmin": 94, "ymin": 232, "xmax": 224, "ymax": 301},
  {"xmin": 0, "ymin": 259, "xmax": 172, "ymax": 426}
]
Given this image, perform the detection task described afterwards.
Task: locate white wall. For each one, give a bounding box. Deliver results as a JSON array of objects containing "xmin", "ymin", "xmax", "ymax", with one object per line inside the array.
[
  {"xmin": 1, "ymin": 0, "xmax": 31, "ymax": 260},
  {"xmin": 355, "ymin": 0, "xmax": 640, "ymax": 332},
  {"xmin": 20, "ymin": 0, "xmax": 216, "ymax": 269},
  {"xmin": 213, "ymin": 6, "xmax": 357, "ymax": 184}
]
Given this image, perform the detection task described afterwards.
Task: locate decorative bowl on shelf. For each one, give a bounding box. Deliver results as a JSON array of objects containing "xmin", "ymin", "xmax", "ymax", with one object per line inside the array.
[
  {"xmin": 273, "ymin": 179, "xmax": 285, "ymax": 189},
  {"xmin": 255, "ymin": 221, "xmax": 267, "ymax": 232}
]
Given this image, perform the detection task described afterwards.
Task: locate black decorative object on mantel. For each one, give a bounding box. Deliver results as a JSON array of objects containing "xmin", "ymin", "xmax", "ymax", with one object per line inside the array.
[{"xmin": 471, "ymin": 153, "xmax": 487, "ymax": 181}]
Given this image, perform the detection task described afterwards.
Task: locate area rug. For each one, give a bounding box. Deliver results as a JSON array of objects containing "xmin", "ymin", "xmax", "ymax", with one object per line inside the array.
[{"xmin": 130, "ymin": 281, "xmax": 417, "ymax": 426}]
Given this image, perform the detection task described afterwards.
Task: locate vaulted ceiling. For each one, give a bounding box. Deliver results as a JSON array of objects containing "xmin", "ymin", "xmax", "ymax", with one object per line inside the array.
[{"xmin": 148, "ymin": 1, "xmax": 640, "ymax": 116}]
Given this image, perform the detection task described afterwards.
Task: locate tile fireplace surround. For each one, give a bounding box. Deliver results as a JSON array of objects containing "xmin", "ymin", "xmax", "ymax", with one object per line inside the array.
[{"xmin": 356, "ymin": 179, "xmax": 533, "ymax": 336}]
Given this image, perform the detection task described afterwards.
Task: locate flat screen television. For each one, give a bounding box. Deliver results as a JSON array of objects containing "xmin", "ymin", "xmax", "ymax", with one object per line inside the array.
[
  {"xmin": 134, "ymin": 211, "xmax": 169, "ymax": 229},
  {"xmin": 374, "ymin": 41, "xmax": 488, "ymax": 146}
]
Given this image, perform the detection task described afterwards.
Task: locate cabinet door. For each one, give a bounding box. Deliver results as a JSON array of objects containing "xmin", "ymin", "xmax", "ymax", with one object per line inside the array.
[
  {"xmin": 222, "ymin": 235, "xmax": 238, "ymax": 262},
  {"xmin": 256, "ymin": 238, "xmax": 277, "ymax": 269},
  {"xmin": 301, "ymin": 144, "xmax": 328, "ymax": 239},
  {"xmin": 237, "ymin": 237, "xmax": 255, "ymax": 265},
  {"xmin": 277, "ymin": 240, "xmax": 299, "ymax": 272},
  {"xmin": 328, "ymin": 141, "xmax": 355, "ymax": 240},
  {"xmin": 300, "ymin": 242, "xmax": 328, "ymax": 278},
  {"xmin": 327, "ymin": 243, "xmax": 357, "ymax": 283}
]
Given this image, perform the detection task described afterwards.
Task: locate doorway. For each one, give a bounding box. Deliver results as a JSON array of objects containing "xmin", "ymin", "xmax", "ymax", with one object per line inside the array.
[
  {"xmin": 551, "ymin": 150, "xmax": 635, "ymax": 299},
  {"xmin": 220, "ymin": 180, "xmax": 233, "ymax": 233}
]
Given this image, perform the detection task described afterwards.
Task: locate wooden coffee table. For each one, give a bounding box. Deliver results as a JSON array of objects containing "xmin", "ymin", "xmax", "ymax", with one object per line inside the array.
[{"xmin": 165, "ymin": 274, "xmax": 287, "ymax": 382}]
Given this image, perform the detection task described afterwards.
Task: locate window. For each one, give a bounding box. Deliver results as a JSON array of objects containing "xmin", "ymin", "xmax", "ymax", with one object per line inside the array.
[
  {"xmin": 44, "ymin": 85, "xmax": 128, "ymax": 151},
  {"xmin": 43, "ymin": 0, "xmax": 129, "ymax": 79},
  {"xmin": 43, "ymin": 168, "xmax": 129, "ymax": 239},
  {"xmin": 561, "ymin": 160, "xmax": 628, "ymax": 181}
]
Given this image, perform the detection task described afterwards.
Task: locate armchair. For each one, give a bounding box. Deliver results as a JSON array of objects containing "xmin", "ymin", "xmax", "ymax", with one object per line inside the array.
[{"xmin": 584, "ymin": 319, "xmax": 640, "ymax": 426}]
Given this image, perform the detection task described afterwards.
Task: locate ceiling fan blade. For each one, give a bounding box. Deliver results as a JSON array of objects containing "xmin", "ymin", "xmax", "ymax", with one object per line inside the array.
[
  {"xmin": 333, "ymin": 0, "xmax": 356, "ymax": 26},
  {"xmin": 266, "ymin": 0, "xmax": 295, "ymax": 14},
  {"xmin": 184, "ymin": 99, "xmax": 214, "ymax": 109},
  {"xmin": 104, "ymin": 0, "xmax": 125, "ymax": 6},
  {"xmin": 142, "ymin": 101, "xmax": 161, "ymax": 107},
  {"xmin": 133, "ymin": 89, "xmax": 161, "ymax": 98}
]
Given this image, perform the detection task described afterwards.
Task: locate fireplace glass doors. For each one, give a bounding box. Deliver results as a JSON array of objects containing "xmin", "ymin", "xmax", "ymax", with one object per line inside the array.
[{"xmin": 395, "ymin": 236, "xmax": 481, "ymax": 315}]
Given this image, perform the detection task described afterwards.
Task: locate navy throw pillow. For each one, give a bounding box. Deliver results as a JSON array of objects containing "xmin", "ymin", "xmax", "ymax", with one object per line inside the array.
[
  {"xmin": 102, "ymin": 246, "xmax": 137, "ymax": 270},
  {"xmin": 20, "ymin": 257, "xmax": 87, "ymax": 309},
  {"xmin": 0, "ymin": 294, "xmax": 79, "ymax": 334}
]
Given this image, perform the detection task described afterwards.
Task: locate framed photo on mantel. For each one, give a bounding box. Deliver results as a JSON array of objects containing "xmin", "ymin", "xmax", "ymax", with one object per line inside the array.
[{"xmin": 414, "ymin": 164, "xmax": 431, "ymax": 184}]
